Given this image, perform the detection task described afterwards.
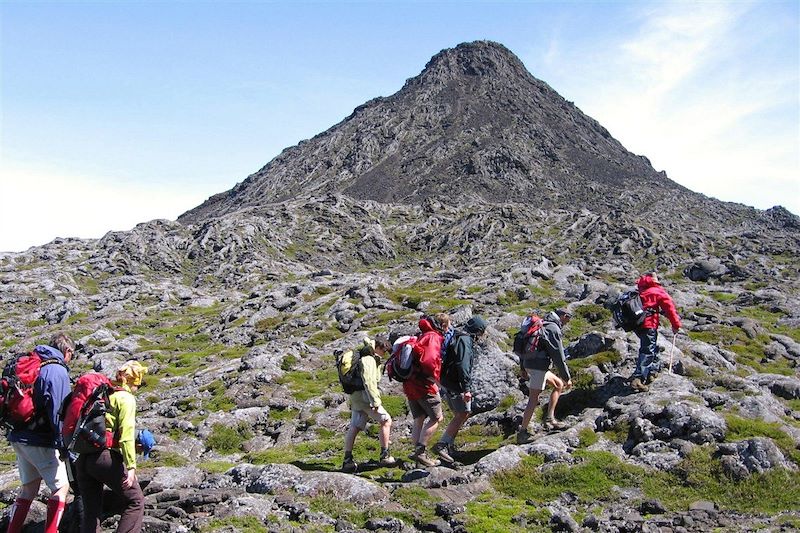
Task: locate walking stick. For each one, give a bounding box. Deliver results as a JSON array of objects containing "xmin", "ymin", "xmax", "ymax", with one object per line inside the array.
[{"xmin": 668, "ymin": 332, "xmax": 677, "ymax": 374}]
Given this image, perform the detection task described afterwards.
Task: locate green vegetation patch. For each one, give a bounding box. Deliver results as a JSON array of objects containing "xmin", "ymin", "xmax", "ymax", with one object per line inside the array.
[
  {"xmin": 724, "ymin": 414, "xmax": 800, "ymax": 465},
  {"xmin": 198, "ymin": 461, "xmax": 235, "ymax": 474},
  {"xmin": 493, "ymin": 450, "xmax": 643, "ymax": 503},
  {"xmin": 207, "ymin": 422, "xmax": 252, "ymax": 455},
  {"xmin": 642, "ymin": 446, "xmax": 800, "ymax": 513},
  {"xmin": 381, "ymin": 281, "xmax": 470, "ymax": 312},
  {"xmin": 465, "ymin": 491, "xmax": 551, "ymax": 532},
  {"xmin": 203, "ymin": 516, "xmax": 270, "ymax": 532},
  {"xmin": 276, "ymin": 366, "xmax": 339, "ymax": 402}
]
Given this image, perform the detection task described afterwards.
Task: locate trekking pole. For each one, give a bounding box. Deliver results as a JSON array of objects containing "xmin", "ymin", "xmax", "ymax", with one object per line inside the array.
[{"xmin": 668, "ymin": 332, "xmax": 677, "ymax": 374}]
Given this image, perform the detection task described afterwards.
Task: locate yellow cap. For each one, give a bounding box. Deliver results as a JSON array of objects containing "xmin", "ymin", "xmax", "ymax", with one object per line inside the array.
[{"xmin": 118, "ymin": 360, "xmax": 148, "ymax": 386}]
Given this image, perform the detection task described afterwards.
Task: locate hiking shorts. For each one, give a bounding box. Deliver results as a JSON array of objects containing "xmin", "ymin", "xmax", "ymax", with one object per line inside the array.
[
  {"xmin": 11, "ymin": 442, "xmax": 69, "ymax": 491},
  {"xmin": 407, "ymin": 393, "xmax": 443, "ymax": 420},
  {"xmin": 442, "ymin": 387, "xmax": 472, "ymax": 414},
  {"xmin": 527, "ymin": 369, "xmax": 550, "ymax": 391},
  {"xmin": 350, "ymin": 405, "xmax": 391, "ymax": 430}
]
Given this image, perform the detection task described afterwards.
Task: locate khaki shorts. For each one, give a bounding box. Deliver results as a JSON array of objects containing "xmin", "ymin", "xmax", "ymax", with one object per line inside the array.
[
  {"xmin": 408, "ymin": 393, "xmax": 443, "ymax": 420},
  {"xmin": 350, "ymin": 405, "xmax": 391, "ymax": 430},
  {"xmin": 442, "ymin": 387, "xmax": 472, "ymax": 414},
  {"xmin": 11, "ymin": 442, "xmax": 69, "ymax": 492},
  {"xmin": 527, "ymin": 369, "xmax": 550, "ymax": 391}
]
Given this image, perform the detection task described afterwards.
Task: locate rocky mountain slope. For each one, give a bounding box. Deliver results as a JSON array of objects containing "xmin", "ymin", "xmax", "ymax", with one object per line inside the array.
[{"xmin": 1, "ymin": 41, "xmax": 799, "ymax": 532}]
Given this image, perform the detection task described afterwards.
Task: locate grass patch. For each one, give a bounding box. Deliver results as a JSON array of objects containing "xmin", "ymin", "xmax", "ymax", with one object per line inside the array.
[
  {"xmin": 642, "ymin": 446, "xmax": 800, "ymax": 513},
  {"xmin": 465, "ymin": 491, "xmax": 551, "ymax": 532},
  {"xmin": 724, "ymin": 414, "xmax": 800, "ymax": 465},
  {"xmin": 207, "ymin": 422, "xmax": 252, "ymax": 455},
  {"xmin": 203, "ymin": 516, "xmax": 269, "ymax": 532},
  {"xmin": 276, "ymin": 366, "xmax": 339, "ymax": 402},
  {"xmin": 380, "ymin": 281, "xmax": 470, "ymax": 312},
  {"xmin": 493, "ymin": 450, "xmax": 644, "ymax": 503},
  {"xmin": 198, "ymin": 461, "xmax": 235, "ymax": 474},
  {"xmin": 148, "ymin": 451, "xmax": 188, "ymax": 468},
  {"xmin": 577, "ymin": 427, "xmax": 599, "ymax": 448}
]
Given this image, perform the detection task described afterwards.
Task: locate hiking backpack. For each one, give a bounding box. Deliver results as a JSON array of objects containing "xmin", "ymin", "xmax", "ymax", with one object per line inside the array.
[
  {"xmin": 512, "ymin": 314, "xmax": 544, "ymax": 360},
  {"xmin": 385, "ymin": 335, "xmax": 418, "ymax": 383},
  {"xmin": 336, "ymin": 347, "xmax": 365, "ymax": 394},
  {"xmin": 441, "ymin": 330, "xmax": 469, "ymax": 391},
  {"xmin": 609, "ymin": 290, "xmax": 648, "ymax": 331},
  {"xmin": 61, "ymin": 373, "xmax": 117, "ymax": 453},
  {"xmin": 0, "ymin": 352, "xmax": 63, "ymax": 430}
]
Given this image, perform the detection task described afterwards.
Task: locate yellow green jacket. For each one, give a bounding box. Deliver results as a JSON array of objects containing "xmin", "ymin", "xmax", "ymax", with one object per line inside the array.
[
  {"xmin": 349, "ymin": 355, "xmax": 383, "ymax": 411},
  {"xmin": 105, "ymin": 387, "xmax": 137, "ymax": 469}
]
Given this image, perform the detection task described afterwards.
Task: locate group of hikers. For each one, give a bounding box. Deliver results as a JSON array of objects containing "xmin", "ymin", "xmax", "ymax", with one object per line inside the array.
[
  {"xmin": 2, "ymin": 333, "xmax": 153, "ymax": 533},
  {"xmin": 0, "ymin": 271, "xmax": 681, "ymax": 530},
  {"xmin": 340, "ymin": 271, "xmax": 681, "ymax": 470}
]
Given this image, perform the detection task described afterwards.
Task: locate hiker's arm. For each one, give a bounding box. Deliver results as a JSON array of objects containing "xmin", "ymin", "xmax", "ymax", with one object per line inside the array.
[
  {"xmin": 361, "ymin": 357, "xmax": 382, "ymax": 408},
  {"xmin": 546, "ymin": 328, "xmax": 571, "ymax": 382},
  {"xmin": 456, "ymin": 338, "xmax": 471, "ymax": 393},
  {"xmin": 660, "ymin": 293, "xmax": 682, "ymax": 331},
  {"xmin": 37, "ymin": 371, "xmax": 70, "ymax": 447},
  {"xmin": 114, "ymin": 392, "xmax": 138, "ymax": 470}
]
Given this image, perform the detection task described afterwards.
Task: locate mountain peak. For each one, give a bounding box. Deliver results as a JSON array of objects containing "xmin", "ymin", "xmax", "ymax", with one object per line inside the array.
[
  {"xmin": 179, "ymin": 41, "xmax": 676, "ymax": 224},
  {"xmin": 415, "ymin": 40, "xmax": 530, "ymax": 83}
]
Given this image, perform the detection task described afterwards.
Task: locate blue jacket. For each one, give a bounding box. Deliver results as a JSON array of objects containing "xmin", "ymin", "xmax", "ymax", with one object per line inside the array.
[{"xmin": 7, "ymin": 345, "xmax": 71, "ymax": 449}]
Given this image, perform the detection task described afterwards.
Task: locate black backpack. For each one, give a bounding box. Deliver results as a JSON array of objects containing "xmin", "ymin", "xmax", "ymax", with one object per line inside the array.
[
  {"xmin": 441, "ymin": 331, "xmax": 469, "ymax": 391},
  {"xmin": 609, "ymin": 290, "xmax": 648, "ymax": 331},
  {"xmin": 336, "ymin": 347, "xmax": 365, "ymax": 394}
]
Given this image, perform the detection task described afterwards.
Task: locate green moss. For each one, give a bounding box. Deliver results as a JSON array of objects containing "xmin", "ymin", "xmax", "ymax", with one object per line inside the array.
[
  {"xmin": 26, "ymin": 319, "xmax": 46, "ymax": 328},
  {"xmin": 276, "ymin": 366, "xmax": 339, "ymax": 401},
  {"xmin": 381, "ymin": 281, "xmax": 470, "ymax": 312},
  {"xmin": 724, "ymin": 414, "xmax": 800, "ymax": 465},
  {"xmin": 281, "ymin": 354, "xmax": 298, "ymax": 371},
  {"xmin": 642, "ymin": 446, "xmax": 800, "ymax": 513},
  {"xmin": 306, "ymin": 328, "xmax": 343, "ymax": 348},
  {"xmin": 465, "ymin": 491, "xmax": 551, "ymax": 533},
  {"xmin": 602, "ymin": 419, "xmax": 630, "ymax": 444},
  {"xmin": 705, "ymin": 291, "xmax": 737, "ymax": 303},
  {"xmin": 493, "ymin": 450, "xmax": 644, "ymax": 503},
  {"xmin": 568, "ymin": 350, "xmax": 621, "ymax": 372},
  {"xmin": 269, "ymin": 407, "xmax": 299, "ymax": 421},
  {"xmin": 204, "ymin": 516, "xmax": 269, "ymax": 532},
  {"xmin": 198, "ymin": 461, "xmax": 235, "ymax": 474},
  {"xmin": 577, "ymin": 427, "xmax": 599, "ymax": 448},
  {"xmin": 207, "ymin": 423, "xmax": 252, "ymax": 454},
  {"xmin": 148, "ymin": 451, "xmax": 188, "ymax": 467},
  {"xmin": 393, "ymin": 486, "xmax": 440, "ymax": 522},
  {"xmin": 380, "ymin": 394, "xmax": 408, "ymax": 417},
  {"xmin": 255, "ymin": 315, "xmax": 285, "ymax": 333},
  {"xmin": 497, "ymin": 394, "xmax": 518, "ymax": 412}
]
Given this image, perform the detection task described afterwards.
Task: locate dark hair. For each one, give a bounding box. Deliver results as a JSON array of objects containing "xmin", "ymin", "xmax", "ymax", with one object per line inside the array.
[
  {"xmin": 374, "ymin": 334, "xmax": 391, "ymax": 352},
  {"xmin": 359, "ymin": 344, "xmax": 376, "ymax": 358},
  {"xmin": 49, "ymin": 333, "xmax": 75, "ymax": 354}
]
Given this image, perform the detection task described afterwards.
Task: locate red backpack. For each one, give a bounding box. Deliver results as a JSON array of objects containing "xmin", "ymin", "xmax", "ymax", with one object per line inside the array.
[
  {"xmin": 512, "ymin": 314, "xmax": 544, "ymax": 359},
  {"xmin": 0, "ymin": 352, "xmax": 63, "ymax": 429},
  {"xmin": 62, "ymin": 373, "xmax": 118, "ymax": 453}
]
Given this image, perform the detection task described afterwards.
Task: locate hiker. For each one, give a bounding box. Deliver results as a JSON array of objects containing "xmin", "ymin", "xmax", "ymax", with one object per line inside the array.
[
  {"xmin": 75, "ymin": 360, "xmax": 147, "ymax": 533},
  {"xmin": 5, "ymin": 333, "xmax": 75, "ymax": 533},
  {"xmin": 342, "ymin": 335, "xmax": 396, "ymax": 472},
  {"xmin": 516, "ymin": 309, "xmax": 573, "ymax": 444},
  {"xmin": 404, "ymin": 313, "xmax": 450, "ymax": 467},
  {"xmin": 629, "ymin": 272, "xmax": 682, "ymax": 392},
  {"xmin": 433, "ymin": 315, "xmax": 487, "ymax": 464}
]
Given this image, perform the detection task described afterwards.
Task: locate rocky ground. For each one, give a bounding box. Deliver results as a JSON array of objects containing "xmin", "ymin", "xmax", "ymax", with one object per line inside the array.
[{"xmin": 0, "ymin": 195, "xmax": 798, "ymax": 532}]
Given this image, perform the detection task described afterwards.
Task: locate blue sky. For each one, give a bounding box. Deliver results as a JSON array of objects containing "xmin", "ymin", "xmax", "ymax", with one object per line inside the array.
[{"xmin": 1, "ymin": 0, "xmax": 798, "ymax": 252}]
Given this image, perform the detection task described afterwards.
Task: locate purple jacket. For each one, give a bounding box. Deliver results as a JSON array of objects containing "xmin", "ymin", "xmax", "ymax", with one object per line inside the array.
[{"xmin": 7, "ymin": 345, "xmax": 71, "ymax": 449}]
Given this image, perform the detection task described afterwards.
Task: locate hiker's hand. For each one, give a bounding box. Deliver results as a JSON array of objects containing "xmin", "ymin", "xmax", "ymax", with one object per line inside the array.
[
  {"xmin": 462, "ymin": 391, "xmax": 472, "ymax": 403},
  {"xmin": 122, "ymin": 468, "xmax": 136, "ymax": 489},
  {"xmin": 519, "ymin": 368, "xmax": 528, "ymax": 380},
  {"xmin": 566, "ymin": 380, "xmax": 573, "ymax": 389}
]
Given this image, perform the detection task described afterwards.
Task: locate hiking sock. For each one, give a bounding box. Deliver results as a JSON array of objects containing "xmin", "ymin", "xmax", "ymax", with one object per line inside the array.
[
  {"xmin": 44, "ymin": 498, "xmax": 66, "ymax": 533},
  {"xmin": 343, "ymin": 451, "xmax": 353, "ymax": 461},
  {"xmin": 7, "ymin": 497, "xmax": 33, "ymax": 533},
  {"xmin": 439, "ymin": 434, "xmax": 455, "ymax": 445},
  {"xmin": 380, "ymin": 447, "xmax": 390, "ymax": 459}
]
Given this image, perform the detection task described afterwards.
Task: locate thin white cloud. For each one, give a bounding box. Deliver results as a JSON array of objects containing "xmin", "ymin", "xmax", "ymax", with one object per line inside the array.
[
  {"xmin": 0, "ymin": 160, "xmax": 210, "ymax": 252},
  {"xmin": 545, "ymin": 1, "xmax": 799, "ymax": 214}
]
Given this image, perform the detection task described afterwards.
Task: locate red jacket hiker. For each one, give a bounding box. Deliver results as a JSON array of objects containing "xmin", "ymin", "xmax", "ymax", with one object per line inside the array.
[
  {"xmin": 402, "ymin": 318, "xmax": 443, "ymax": 401},
  {"xmin": 637, "ymin": 274, "xmax": 682, "ymax": 331}
]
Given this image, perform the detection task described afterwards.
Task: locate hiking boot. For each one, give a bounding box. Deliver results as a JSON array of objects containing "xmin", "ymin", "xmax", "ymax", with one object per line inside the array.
[
  {"xmin": 645, "ymin": 371, "xmax": 659, "ymax": 385},
  {"xmin": 543, "ymin": 418, "xmax": 567, "ymax": 431},
  {"xmin": 630, "ymin": 377, "xmax": 649, "ymax": 393},
  {"xmin": 414, "ymin": 451, "xmax": 440, "ymax": 468},
  {"xmin": 341, "ymin": 457, "xmax": 358, "ymax": 473},
  {"xmin": 516, "ymin": 428, "xmax": 534, "ymax": 445},
  {"xmin": 379, "ymin": 451, "xmax": 397, "ymax": 467},
  {"xmin": 432, "ymin": 442, "xmax": 455, "ymax": 463},
  {"xmin": 447, "ymin": 443, "xmax": 465, "ymax": 462}
]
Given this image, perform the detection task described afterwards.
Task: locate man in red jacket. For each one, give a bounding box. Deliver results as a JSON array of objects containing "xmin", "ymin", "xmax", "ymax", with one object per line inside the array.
[
  {"xmin": 403, "ymin": 313, "xmax": 450, "ymax": 468},
  {"xmin": 630, "ymin": 272, "xmax": 682, "ymax": 392}
]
